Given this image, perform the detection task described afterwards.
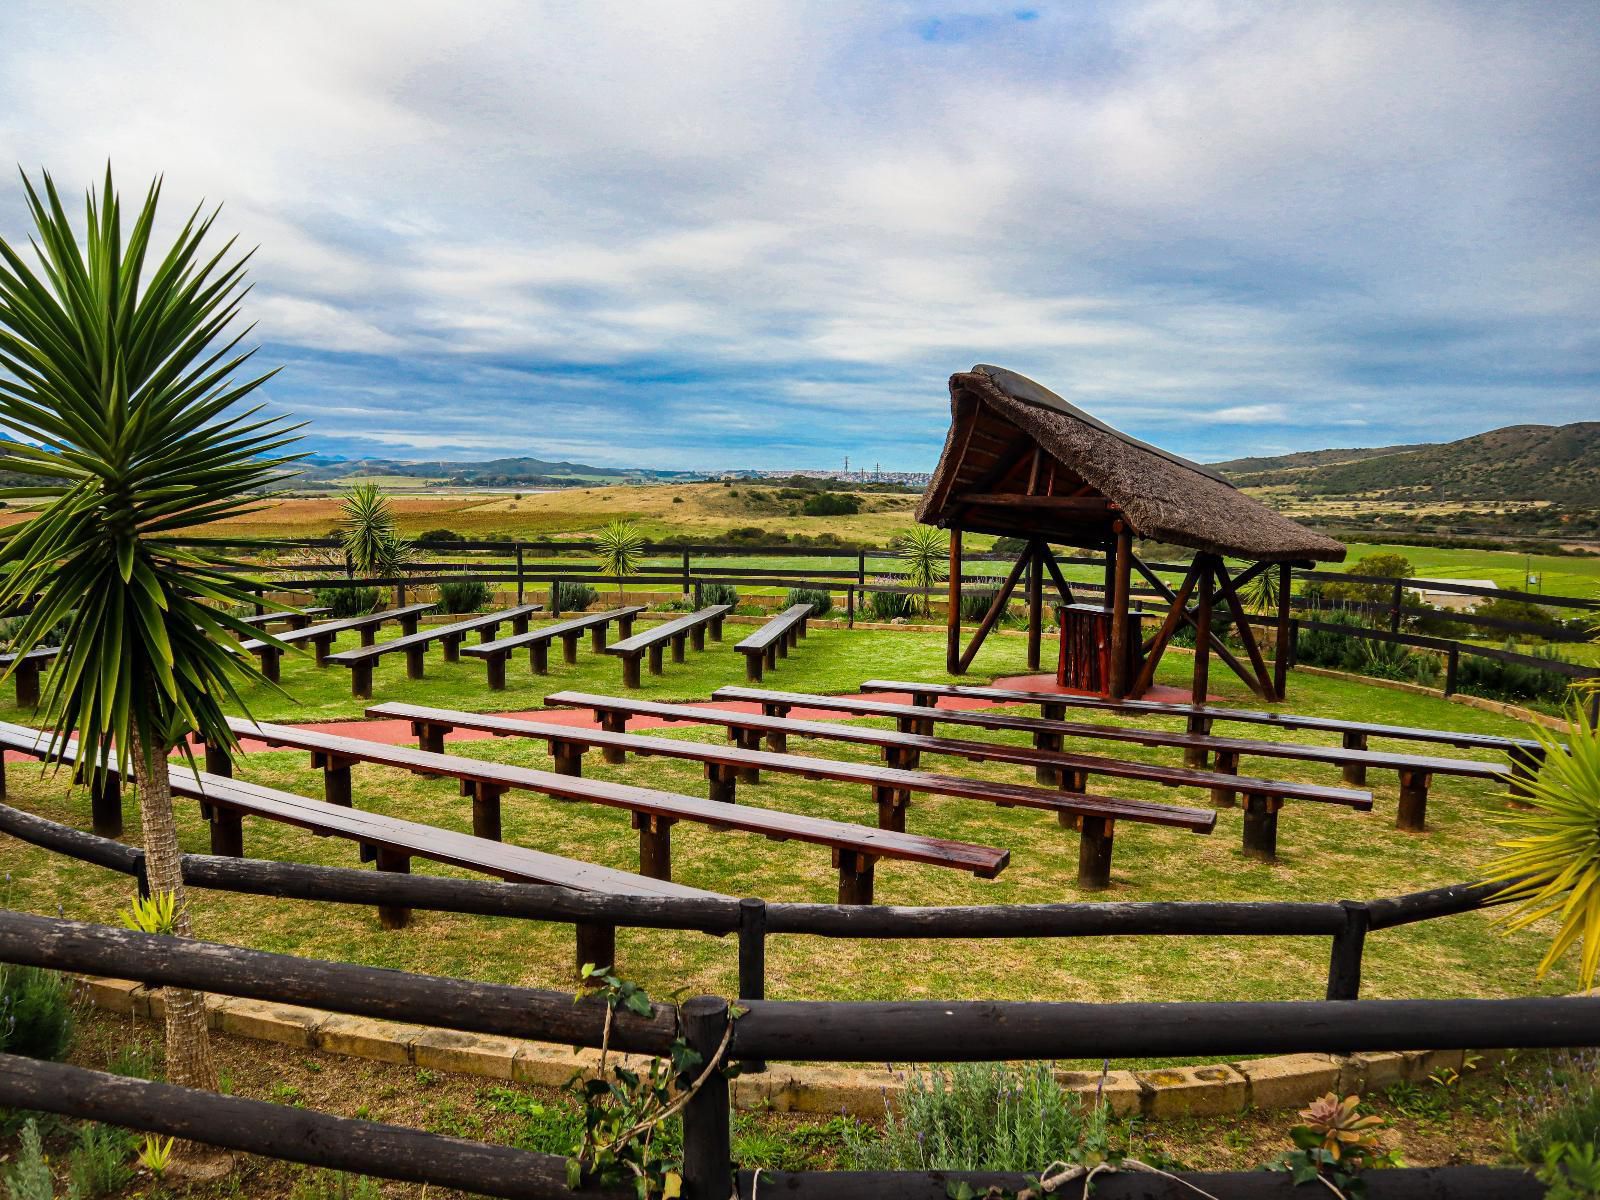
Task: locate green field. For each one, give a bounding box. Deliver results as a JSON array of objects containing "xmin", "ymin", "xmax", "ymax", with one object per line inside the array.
[
  {"xmin": 1338, "ymin": 541, "xmax": 1600, "ymax": 598},
  {"xmin": 0, "ymin": 623, "xmax": 1575, "ymax": 1009}
]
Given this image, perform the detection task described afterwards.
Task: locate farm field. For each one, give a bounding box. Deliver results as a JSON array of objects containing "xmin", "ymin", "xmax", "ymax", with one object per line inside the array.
[{"xmin": 0, "ymin": 624, "xmax": 1572, "ymax": 1009}]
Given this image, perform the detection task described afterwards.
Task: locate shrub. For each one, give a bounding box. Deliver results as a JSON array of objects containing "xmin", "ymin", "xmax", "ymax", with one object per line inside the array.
[
  {"xmin": 785, "ymin": 588, "xmax": 832, "ymax": 617},
  {"xmin": 1295, "ymin": 607, "xmax": 1369, "ymax": 670},
  {"xmin": 556, "ymin": 581, "xmax": 599, "ymax": 611},
  {"xmin": 289, "ymin": 1170, "xmax": 384, "ymax": 1200},
  {"xmin": 313, "ymin": 585, "xmax": 381, "ymax": 618},
  {"xmin": 699, "ymin": 582, "xmax": 739, "ymax": 608},
  {"xmin": 68, "ymin": 1123, "xmax": 136, "ymax": 1198},
  {"xmin": 802, "ymin": 492, "xmax": 861, "ymax": 516},
  {"xmin": 437, "ymin": 579, "xmax": 492, "ymax": 613},
  {"xmin": 2, "ymin": 1119, "xmax": 53, "ymax": 1200},
  {"xmin": 841, "ymin": 1062, "xmax": 1104, "ymax": 1171},
  {"xmin": 1507, "ymin": 1051, "xmax": 1600, "ymax": 1165},
  {"xmin": 1457, "ymin": 644, "xmax": 1575, "ymax": 704},
  {"xmin": 959, "ymin": 588, "xmax": 1007, "ymax": 622},
  {"xmin": 867, "ymin": 585, "xmax": 917, "ymax": 621},
  {"xmin": 415, "ymin": 528, "xmax": 460, "ymax": 544},
  {"xmin": 0, "ymin": 965, "xmax": 74, "ymax": 1061}
]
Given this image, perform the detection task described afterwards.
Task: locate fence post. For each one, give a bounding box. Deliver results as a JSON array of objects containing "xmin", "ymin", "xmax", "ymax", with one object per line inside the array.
[
  {"xmin": 737, "ymin": 898, "xmax": 767, "ymax": 1074},
  {"xmin": 682, "ymin": 549, "xmax": 692, "ymax": 599},
  {"xmin": 516, "ymin": 545, "xmax": 525, "ymax": 605},
  {"xmin": 253, "ymin": 584, "xmax": 265, "ymax": 618},
  {"xmin": 857, "ymin": 551, "xmax": 866, "ymax": 588},
  {"xmin": 679, "ymin": 996, "xmax": 733, "ymax": 1200},
  {"xmin": 847, "ymin": 585, "xmax": 855, "ymax": 628},
  {"xmin": 1444, "ymin": 644, "xmax": 1459, "ymax": 695},
  {"xmin": 1325, "ymin": 900, "xmax": 1370, "ymax": 1000},
  {"xmin": 1389, "ymin": 580, "xmax": 1403, "ymax": 634}
]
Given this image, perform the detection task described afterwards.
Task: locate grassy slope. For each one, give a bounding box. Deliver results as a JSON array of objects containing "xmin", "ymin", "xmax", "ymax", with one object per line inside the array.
[{"xmin": 0, "ymin": 622, "xmax": 1575, "ymax": 1007}]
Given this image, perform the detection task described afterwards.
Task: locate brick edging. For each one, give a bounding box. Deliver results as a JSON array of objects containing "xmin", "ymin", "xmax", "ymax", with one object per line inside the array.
[{"xmin": 80, "ymin": 978, "xmax": 1482, "ymax": 1118}]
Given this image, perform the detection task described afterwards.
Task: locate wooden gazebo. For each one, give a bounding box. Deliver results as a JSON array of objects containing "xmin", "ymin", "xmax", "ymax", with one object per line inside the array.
[{"xmin": 917, "ymin": 365, "xmax": 1346, "ymax": 704}]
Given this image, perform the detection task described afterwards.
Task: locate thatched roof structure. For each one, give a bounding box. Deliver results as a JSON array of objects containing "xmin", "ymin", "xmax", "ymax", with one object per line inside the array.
[{"xmin": 917, "ymin": 365, "xmax": 1345, "ymax": 564}]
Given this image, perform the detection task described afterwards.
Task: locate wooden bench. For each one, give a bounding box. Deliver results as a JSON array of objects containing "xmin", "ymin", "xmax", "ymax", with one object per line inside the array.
[
  {"xmin": 714, "ymin": 686, "xmax": 1504, "ymax": 834},
  {"xmin": 544, "ymin": 691, "xmax": 1370, "ymax": 861},
  {"xmin": 734, "ymin": 604, "xmax": 813, "ymax": 681},
  {"xmin": 463, "ymin": 607, "xmax": 645, "ymax": 689},
  {"xmin": 0, "ymin": 721, "xmax": 710, "ymax": 967},
  {"xmin": 368, "ymin": 701, "xmax": 1217, "ymax": 889},
  {"xmin": 239, "ymin": 604, "xmax": 435, "ymax": 681},
  {"xmin": 233, "ymin": 606, "xmax": 331, "ymax": 633},
  {"xmin": 605, "ymin": 605, "xmax": 733, "ymax": 688},
  {"xmin": 221, "ymin": 717, "xmax": 1008, "ymax": 903},
  {"xmin": 0, "ymin": 647, "xmax": 60, "ymax": 708},
  {"xmin": 325, "ymin": 605, "xmax": 542, "ymax": 697}
]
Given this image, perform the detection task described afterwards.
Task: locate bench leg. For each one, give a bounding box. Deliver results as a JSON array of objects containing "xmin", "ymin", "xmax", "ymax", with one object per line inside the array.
[
  {"xmin": 562, "ymin": 633, "xmax": 580, "ymax": 665},
  {"xmin": 648, "ymin": 645, "xmax": 665, "ymax": 675},
  {"xmin": 415, "ymin": 722, "xmax": 446, "ymax": 754},
  {"xmin": 400, "ymin": 614, "xmax": 421, "ymax": 637},
  {"xmin": 91, "ymin": 775, "xmax": 123, "ymax": 839},
  {"xmin": 690, "ymin": 625, "xmax": 705, "ymax": 652},
  {"xmin": 1075, "ymin": 816, "xmax": 1115, "ymax": 891},
  {"xmin": 598, "ymin": 712, "xmax": 629, "ymax": 764},
  {"xmin": 670, "ymin": 634, "xmax": 687, "ymax": 664},
  {"xmin": 576, "ymin": 921, "xmax": 616, "ymax": 979},
  {"xmin": 351, "ymin": 662, "xmax": 373, "ymax": 700},
  {"xmin": 260, "ymin": 648, "xmax": 282, "ymax": 682},
  {"xmin": 441, "ymin": 634, "xmax": 463, "ymax": 663},
  {"xmin": 551, "ymin": 741, "xmax": 586, "ymax": 777},
  {"xmin": 1508, "ymin": 747, "xmax": 1544, "ymax": 802},
  {"xmin": 1059, "ymin": 768, "xmax": 1087, "ymax": 794},
  {"xmin": 478, "ymin": 623, "xmax": 500, "ymax": 644},
  {"xmin": 1211, "ymin": 750, "xmax": 1239, "ymax": 808},
  {"xmin": 360, "ymin": 626, "xmax": 378, "ymax": 648},
  {"xmin": 313, "ymin": 637, "xmax": 334, "ymax": 665},
  {"xmin": 835, "ymin": 851, "xmax": 876, "ymax": 904},
  {"xmin": 209, "ymin": 809, "xmax": 243, "ymax": 858},
  {"xmin": 873, "ymin": 785, "xmax": 907, "ymax": 832},
  {"xmin": 1342, "ymin": 732, "xmax": 1368, "ymax": 786},
  {"xmin": 203, "ymin": 742, "xmax": 234, "ymax": 778},
  {"xmin": 746, "ymin": 652, "xmax": 763, "ymax": 681},
  {"xmin": 472, "ymin": 783, "xmax": 504, "ymax": 842},
  {"xmin": 486, "ymin": 653, "xmax": 507, "ymax": 690},
  {"xmin": 731, "ymin": 729, "xmax": 761, "ymax": 783},
  {"xmin": 710, "ymin": 617, "xmax": 724, "ymax": 642},
  {"xmin": 1242, "ymin": 796, "xmax": 1280, "ymax": 861},
  {"xmin": 590, "ymin": 625, "xmax": 608, "ymax": 653},
  {"xmin": 618, "ymin": 614, "xmax": 636, "ymax": 638},
  {"xmin": 324, "ymin": 762, "xmax": 354, "ymax": 808},
  {"xmin": 775, "ymin": 633, "xmax": 788, "ymax": 659},
  {"xmin": 1183, "ymin": 715, "xmax": 1211, "ymax": 769},
  {"xmin": 705, "ymin": 763, "xmax": 738, "ymax": 804},
  {"xmin": 764, "ymin": 645, "xmax": 777, "ymax": 672},
  {"xmin": 287, "ymin": 614, "xmax": 309, "ymax": 631},
  {"xmin": 1031, "ymin": 731, "xmax": 1063, "ymax": 785},
  {"xmin": 622, "ymin": 655, "xmax": 642, "ymax": 689},
  {"xmin": 405, "ymin": 645, "xmax": 426, "ymax": 680},
  {"xmin": 530, "ymin": 642, "xmax": 550, "ymax": 675},
  {"xmin": 374, "ymin": 848, "xmax": 411, "ymax": 929},
  {"xmin": 1397, "ymin": 770, "xmax": 1430, "ymax": 832},
  {"xmin": 513, "ymin": 614, "xmax": 532, "ymax": 636},
  {"xmin": 635, "ymin": 813, "xmax": 673, "ymax": 880},
  {"xmin": 16, "ymin": 662, "xmax": 40, "ymax": 709}
]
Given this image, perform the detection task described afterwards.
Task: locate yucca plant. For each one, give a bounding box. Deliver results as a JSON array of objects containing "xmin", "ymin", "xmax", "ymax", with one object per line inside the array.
[
  {"xmin": 594, "ymin": 518, "xmax": 646, "ymax": 606},
  {"xmin": 897, "ymin": 525, "xmax": 948, "ymax": 617},
  {"xmin": 338, "ymin": 482, "xmax": 411, "ymax": 602},
  {"xmin": 0, "ymin": 167, "xmax": 299, "ymax": 1166},
  {"xmin": 1486, "ymin": 707, "xmax": 1600, "ymax": 988}
]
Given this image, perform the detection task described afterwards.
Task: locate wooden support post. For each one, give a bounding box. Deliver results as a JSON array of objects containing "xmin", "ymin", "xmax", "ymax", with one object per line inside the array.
[
  {"xmin": 746, "ymin": 651, "xmax": 763, "ymax": 682},
  {"xmin": 549, "ymin": 578, "xmax": 561, "ymax": 618},
  {"xmin": 1273, "ymin": 562, "xmax": 1293, "ymax": 700},
  {"xmin": 1397, "ymin": 770, "xmax": 1430, "ymax": 832},
  {"xmin": 1508, "ymin": 746, "xmax": 1544, "ymax": 801},
  {"xmin": 471, "ymin": 782, "xmax": 504, "ymax": 842},
  {"xmin": 873, "ymin": 784, "xmax": 907, "ymax": 832},
  {"xmin": 485, "ymin": 653, "xmax": 507, "ymax": 690},
  {"xmin": 670, "ymin": 634, "xmax": 687, "ymax": 664},
  {"xmin": 763, "ymin": 645, "xmax": 777, "ymax": 673},
  {"xmin": 550, "ymin": 741, "xmax": 585, "ymax": 777},
  {"xmin": 405, "ymin": 644, "xmax": 426, "ymax": 680},
  {"xmin": 440, "ymin": 634, "xmax": 463, "ymax": 663},
  {"xmin": 259, "ymin": 647, "xmax": 282, "ymax": 683},
  {"xmin": 203, "ymin": 742, "xmax": 233, "ymax": 779},
  {"xmin": 516, "ymin": 544, "xmax": 525, "ymax": 605},
  {"xmin": 1242, "ymin": 795, "xmax": 1279, "ymax": 860},
  {"xmin": 209, "ymin": 809, "xmax": 244, "ymax": 858},
  {"xmin": 1031, "ymin": 728, "xmax": 1063, "ymax": 785},
  {"xmin": 399, "ymin": 611, "xmax": 422, "ymax": 637},
  {"xmin": 359, "ymin": 627, "xmax": 378, "ymax": 649},
  {"xmin": 323, "ymin": 761, "xmax": 354, "ymax": 808},
  {"xmin": 575, "ymin": 921, "xmax": 615, "ymax": 978},
  {"xmin": 1390, "ymin": 580, "xmax": 1404, "ymax": 634},
  {"xmin": 91, "ymin": 776, "xmax": 123, "ymax": 839},
  {"xmin": 1130, "ymin": 560, "xmax": 1202, "ymax": 698},
  {"xmin": 374, "ymin": 849, "xmax": 411, "ymax": 930},
  {"xmin": 15, "ymin": 662, "xmax": 40, "ymax": 709},
  {"xmin": 680, "ymin": 996, "xmax": 733, "ymax": 1200},
  {"xmin": 590, "ymin": 624, "xmax": 609, "ymax": 653},
  {"xmin": 1444, "ymin": 645, "xmax": 1459, "ymax": 695},
  {"xmin": 1325, "ymin": 901, "xmax": 1370, "ymax": 1000},
  {"xmin": 622, "ymin": 655, "xmax": 642, "ymax": 689},
  {"xmin": 1025, "ymin": 542, "xmax": 1043, "ymax": 671},
  {"xmin": 597, "ymin": 711, "xmax": 629, "ymax": 764},
  {"xmin": 945, "ymin": 530, "xmax": 963, "ymax": 674},
  {"xmin": 835, "ymin": 850, "xmax": 876, "ymax": 904},
  {"xmin": 1342, "ymin": 732, "xmax": 1368, "ymax": 785},
  {"xmin": 635, "ymin": 813, "xmax": 674, "ymax": 880},
  {"xmin": 1060, "ymin": 768, "xmax": 1088, "ymax": 794},
  {"xmin": 351, "ymin": 662, "xmax": 373, "ymax": 700},
  {"xmin": 1186, "ymin": 558, "xmax": 1214, "ymax": 769},
  {"xmin": 691, "ymin": 625, "xmax": 706, "ymax": 653},
  {"xmin": 1108, "ymin": 524, "xmax": 1133, "ymax": 699},
  {"xmin": 529, "ymin": 641, "xmax": 550, "ymax": 675},
  {"xmin": 710, "ymin": 614, "xmax": 724, "ymax": 642},
  {"xmin": 1210, "ymin": 749, "xmax": 1239, "ymax": 808},
  {"xmin": 705, "ymin": 763, "xmax": 738, "ymax": 804},
  {"xmin": 730, "ymin": 729, "xmax": 761, "ymax": 783},
  {"xmin": 1076, "ymin": 816, "xmax": 1114, "ymax": 890},
  {"xmin": 737, "ymin": 898, "xmax": 767, "ymax": 1073},
  {"xmin": 647, "ymin": 645, "xmax": 664, "ymax": 676}
]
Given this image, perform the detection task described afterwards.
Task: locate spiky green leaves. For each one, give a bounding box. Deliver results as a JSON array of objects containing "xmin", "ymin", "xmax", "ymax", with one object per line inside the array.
[{"xmin": 338, "ymin": 483, "xmax": 411, "ymax": 577}]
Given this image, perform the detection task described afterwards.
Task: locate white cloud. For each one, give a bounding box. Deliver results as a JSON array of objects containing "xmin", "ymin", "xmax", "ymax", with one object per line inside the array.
[{"xmin": 1213, "ymin": 403, "xmax": 1290, "ymax": 423}]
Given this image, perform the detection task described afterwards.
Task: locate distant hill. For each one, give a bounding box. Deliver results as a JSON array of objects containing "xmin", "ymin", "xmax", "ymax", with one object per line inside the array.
[
  {"xmin": 297, "ymin": 455, "xmax": 700, "ymax": 487},
  {"xmin": 1213, "ymin": 422, "xmax": 1600, "ymax": 503}
]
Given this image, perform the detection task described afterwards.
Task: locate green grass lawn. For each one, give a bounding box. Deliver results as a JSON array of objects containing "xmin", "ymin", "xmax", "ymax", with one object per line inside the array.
[
  {"xmin": 1340, "ymin": 540, "xmax": 1600, "ymax": 598},
  {"xmin": 0, "ymin": 624, "xmax": 1578, "ymax": 1010}
]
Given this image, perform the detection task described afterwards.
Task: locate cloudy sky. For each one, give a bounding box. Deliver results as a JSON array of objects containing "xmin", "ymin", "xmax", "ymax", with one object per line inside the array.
[{"xmin": 1, "ymin": 2, "xmax": 1595, "ymax": 470}]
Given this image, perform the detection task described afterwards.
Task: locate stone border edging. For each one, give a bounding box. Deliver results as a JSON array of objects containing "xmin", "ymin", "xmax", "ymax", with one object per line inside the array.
[{"xmin": 78, "ymin": 977, "xmax": 1482, "ymax": 1119}]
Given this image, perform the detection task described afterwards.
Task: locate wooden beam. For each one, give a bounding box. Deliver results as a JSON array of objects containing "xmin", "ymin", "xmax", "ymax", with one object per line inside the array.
[
  {"xmin": 1212, "ymin": 562, "xmax": 1274, "ymax": 699},
  {"xmin": 1038, "ymin": 544, "xmax": 1074, "ymax": 606},
  {"xmin": 1026, "ymin": 540, "xmax": 1044, "ymax": 671},
  {"xmin": 953, "ymin": 494, "xmax": 1115, "ymax": 512},
  {"xmin": 957, "ymin": 548, "xmax": 1032, "ymax": 673},
  {"xmin": 945, "ymin": 530, "xmax": 963, "ymax": 674},
  {"xmin": 1129, "ymin": 560, "xmax": 1203, "ymax": 698},
  {"xmin": 1130, "ymin": 555, "xmax": 1256, "ymax": 687},
  {"xmin": 1273, "ymin": 562, "xmax": 1293, "ymax": 700},
  {"xmin": 1107, "ymin": 524, "xmax": 1134, "ymax": 699}
]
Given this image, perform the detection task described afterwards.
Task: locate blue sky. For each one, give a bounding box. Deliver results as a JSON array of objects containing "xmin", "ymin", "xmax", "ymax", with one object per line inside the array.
[{"xmin": 0, "ymin": 2, "xmax": 1595, "ymax": 470}]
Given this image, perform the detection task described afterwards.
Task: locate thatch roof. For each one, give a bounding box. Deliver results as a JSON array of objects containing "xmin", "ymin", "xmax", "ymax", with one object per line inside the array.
[{"xmin": 916, "ymin": 365, "xmax": 1346, "ymax": 563}]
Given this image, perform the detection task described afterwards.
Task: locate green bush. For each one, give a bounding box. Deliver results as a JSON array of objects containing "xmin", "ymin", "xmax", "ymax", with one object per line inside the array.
[
  {"xmin": 437, "ymin": 579, "xmax": 491, "ymax": 613},
  {"xmin": 1457, "ymin": 644, "xmax": 1575, "ymax": 704},
  {"xmin": 1295, "ymin": 607, "xmax": 1369, "ymax": 670},
  {"xmin": 313, "ymin": 585, "xmax": 380, "ymax": 618},
  {"xmin": 1508, "ymin": 1051, "xmax": 1600, "ymax": 1165},
  {"xmin": 68, "ymin": 1123, "xmax": 136, "ymax": 1198},
  {"xmin": 699, "ymin": 582, "xmax": 739, "ymax": 608},
  {"xmin": 0, "ymin": 965, "xmax": 74, "ymax": 1061},
  {"xmin": 802, "ymin": 492, "xmax": 861, "ymax": 516},
  {"xmin": 959, "ymin": 588, "xmax": 1007, "ymax": 622},
  {"xmin": 867, "ymin": 587, "xmax": 917, "ymax": 621},
  {"xmin": 415, "ymin": 528, "xmax": 461, "ymax": 544},
  {"xmin": 841, "ymin": 1062, "xmax": 1107, "ymax": 1171},
  {"xmin": 556, "ymin": 581, "xmax": 599, "ymax": 611},
  {"xmin": 2, "ymin": 1119, "xmax": 53, "ymax": 1200},
  {"xmin": 785, "ymin": 588, "xmax": 832, "ymax": 617},
  {"xmin": 289, "ymin": 1170, "xmax": 383, "ymax": 1200}
]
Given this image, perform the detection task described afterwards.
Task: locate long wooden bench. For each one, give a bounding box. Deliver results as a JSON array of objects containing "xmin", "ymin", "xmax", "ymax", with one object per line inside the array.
[
  {"xmin": 713, "ymin": 686, "xmax": 1504, "ymax": 834},
  {"xmin": 860, "ymin": 679, "xmax": 1562, "ymax": 778},
  {"xmin": 325, "ymin": 605, "xmax": 542, "ymax": 697},
  {"xmin": 368, "ymin": 701, "xmax": 1217, "ymax": 888},
  {"xmin": 543, "ymin": 691, "xmax": 1371, "ymax": 861},
  {"xmin": 220, "ymin": 717, "xmax": 1008, "ymax": 903},
  {"xmin": 239, "ymin": 603, "xmax": 435, "ymax": 681},
  {"xmin": 463, "ymin": 607, "xmax": 645, "ymax": 689},
  {"xmin": 734, "ymin": 604, "xmax": 813, "ymax": 681},
  {"xmin": 605, "ymin": 605, "xmax": 733, "ymax": 688},
  {"xmin": 0, "ymin": 721, "xmax": 710, "ymax": 967},
  {"xmin": 0, "ymin": 647, "xmax": 60, "ymax": 708},
  {"xmin": 234, "ymin": 606, "xmax": 330, "ymax": 633}
]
